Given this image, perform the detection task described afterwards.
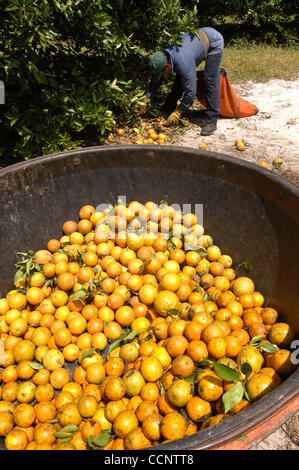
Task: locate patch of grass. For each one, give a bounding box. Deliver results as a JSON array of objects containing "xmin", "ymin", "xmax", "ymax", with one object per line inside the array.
[{"xmin": 220, "ymin": 43, "xmax": 299, "ymax": 83}]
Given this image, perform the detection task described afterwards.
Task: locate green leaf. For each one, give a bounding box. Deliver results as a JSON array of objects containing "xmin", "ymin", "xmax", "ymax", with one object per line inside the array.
[
  {"xmin": 57, "ymin": 436, "xmax": 72, "ymax": 443},
  {"xmin": 107, "ymin": 339, "xmax": 123, "ymax": 355},
  {"xmin": 193, "ymin": 285, "xmax": 203, "ymax": 294},
  {"xmin": 80, "ymin": 348, "xmax": 96, "ymax": 360},
  {"xmin": 14, "ymin": 269, "xmax": 24, "ymax": 285},
  {"xmin": 240, "ymin": 361, "xmax": 252, "ymax": 381},
  {"xmin": 244, "ymin": 387, "xmax": 251, "ymax": 402},
  {"xmin": 44, "ymin": 279, "xmax": 54, "ymax": 288},
  {"xmin": 159, "ymin": 378, "xmax": 165, "ymax": 395},
  {"xmin": 242, "ymin": 261, "xmax": 252, "ymax": 271},
  {"xmin": 185, "ymin": 371, "xmax": 197, "ymax": 383},
  {"xmin": 92, "ymin": 431, "xmax": 113, "ymax": 448},
  {"xmin": 123, "ymin": 329, "xmax": 139, "ymax": 342},
  {"xmin": 77, "ymin": 395, "xmax": 83, "ymax": 407},
  {"xmin": 15, "ymin": 287, "xmax": 27, "ymax": 294},
  {"xmin": 249, "ymin": 335, "xmax": 264, "ymax": 346},
  {"xmin": 72, "ymin": 288, "xmax": 88, "ymax": 299},
  {"xmin": 168, "ymin": 237, "xmax": 177, "ymax": 252},
  {"xmin": 61, "ymin": 424, "xmax": 79, "ymax": 433},
  {"xmin": 159, "ymin": 200, "xmax": 168, "ymax": 207},
  {"xmin": 29, "ymin": 362, "xmax": 44, "ymax": 370},
  {"xmin": 236, "ymin": 434, "xmax": 248, "ymax": 442},
  {"xmin": 184, "ymin": 245, "xmax": 208, "ymax": 257},
  {"xmin": 198, "ymin": 268, "xmax": 209, "ymax": 276},
  {"xmin": 198, "ymin": 359, "xmax": 215, "ymax": 367},
  {"xmin": 167, "ymin": 229, "xmax": 173, "ymax": 241},
  {"xmin": 54, "ymin": 432, "xmax": 72, "ymax": 439},
  {"xmin": 204, "ymin": 292, "xmax": 212, "ymax": 302},
  {"xmin": 260, "ymin": 341, "xmax": 278, "ymax": 353},
  {"xmin": 214, "ymin": 363, "xmax": 240, "ymax": 382},
  {"xmin": 222, "ymin": 381, "xmax": 244, "ymax": 413},
  {"xmin": 236, "ymin": 261, "xmax": 252, "ymax": 272},
  {"xmin": 25, "ymin": 259, "xmax": 32, "ymax": 276},
  {"xmin": 88, "ymin": 435, "xmax": 96, "ymax": 449},
  {"xmin": 168, "ymin": 309, "xmax": 179, "ymax": 317},
  {"xmin": 139, "ymin": 259, "xmax": 151, "ymax": 273},
  {"xmin": 57, "ymin": 249, "xmax": 68, "ymax": 255},
  {"xmin": 107, "ymin": 329, "xmax": 138, "ymax": 354}
]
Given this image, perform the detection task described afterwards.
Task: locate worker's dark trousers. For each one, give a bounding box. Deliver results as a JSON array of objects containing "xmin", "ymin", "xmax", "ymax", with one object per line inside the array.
[{"xmin": 163, "ymin": 52, "xmax": 223, "ymax": 124}]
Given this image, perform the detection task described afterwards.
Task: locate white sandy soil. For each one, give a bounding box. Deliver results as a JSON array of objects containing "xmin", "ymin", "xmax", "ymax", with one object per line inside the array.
[{"xmin": 171, "ymin": 79, "xmax": 299, "ymax": 186}]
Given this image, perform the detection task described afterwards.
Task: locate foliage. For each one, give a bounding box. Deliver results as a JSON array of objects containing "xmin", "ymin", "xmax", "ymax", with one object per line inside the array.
[
  {"xmin": 0, "ymin": 0, "xmax": 197, "ymax": 161},
  {"xmin": 195, "ymin": 0, "xmax": 298, "ymax": 45}
]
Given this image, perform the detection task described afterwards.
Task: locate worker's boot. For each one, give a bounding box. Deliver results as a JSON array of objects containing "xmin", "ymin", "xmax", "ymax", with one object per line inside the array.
[{"xmin": 201, "ymin": 121, "xmax": 217, "ymax": 136}]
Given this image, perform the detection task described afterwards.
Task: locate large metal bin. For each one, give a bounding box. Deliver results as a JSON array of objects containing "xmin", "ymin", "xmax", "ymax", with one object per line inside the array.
[{"xmin": 0, "ymin": 145, "xmax": 298, "ymax": 449}]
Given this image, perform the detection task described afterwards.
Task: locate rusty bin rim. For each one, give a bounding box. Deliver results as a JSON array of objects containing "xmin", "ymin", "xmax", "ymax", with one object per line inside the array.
[
  {"xmin": 0, "ymin": 143, "xmax": 298, "ymax": 192},
  {"xmin": 1, "ymin": 144, "xmax": 299, "ymax": 222}
]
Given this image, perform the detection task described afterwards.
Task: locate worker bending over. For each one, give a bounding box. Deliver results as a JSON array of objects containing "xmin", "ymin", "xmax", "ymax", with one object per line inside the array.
[{"xmin": 147, "ymin": 27, "xmax": 224, "ymax": 136}]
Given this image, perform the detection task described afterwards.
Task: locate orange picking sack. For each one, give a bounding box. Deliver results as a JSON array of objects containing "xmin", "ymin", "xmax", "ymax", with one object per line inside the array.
[{"xmin": 196, "ymin": 68, "xmax": 259, "ymax": 118}]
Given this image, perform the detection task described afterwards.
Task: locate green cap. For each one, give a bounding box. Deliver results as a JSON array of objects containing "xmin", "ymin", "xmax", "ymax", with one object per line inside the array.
[{"xmin": 149, "ymin": 51, "xmax": 167, "ymax": 83}]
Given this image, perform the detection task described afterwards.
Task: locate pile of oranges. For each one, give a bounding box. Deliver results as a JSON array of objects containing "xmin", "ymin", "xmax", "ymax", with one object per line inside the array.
[
  {"xmin": 0, "ymin": 200, "xmax": 296, "ymax": 450},
  {"xmin": 135, "ymin": 128, "xmax": 167, "ymax": 145}
]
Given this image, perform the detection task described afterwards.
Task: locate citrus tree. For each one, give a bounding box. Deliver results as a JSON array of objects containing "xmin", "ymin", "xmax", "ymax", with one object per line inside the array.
[{"xmin": 0, "ymin": 0, "xmax": 199, "ymax": 161}]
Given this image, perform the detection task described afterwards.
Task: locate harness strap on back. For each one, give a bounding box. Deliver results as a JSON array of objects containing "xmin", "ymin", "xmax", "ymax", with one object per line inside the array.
[{"xmin": 195, "ymin": 29, "xmax": 210, "ymax": 60}]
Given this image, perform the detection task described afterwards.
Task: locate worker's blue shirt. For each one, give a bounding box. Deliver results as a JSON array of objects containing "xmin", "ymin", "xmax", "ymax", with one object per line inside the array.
[{"xmin": 149, "ymin": 29, "xmax": 224, "ymax": 112}]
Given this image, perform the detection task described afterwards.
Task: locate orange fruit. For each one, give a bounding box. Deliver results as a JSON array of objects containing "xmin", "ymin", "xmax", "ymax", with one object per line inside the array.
[
  {"xmin": 140, "ymin": 357, "xmax": 163, "ymax": 382},
  {"xmin": 160, "ymin": 412, "xmax": 187, "ymax": 441},
  {"xmin": 81, "ymin": 420, "xmax": 102, "ymax": 443},
  {"xmin": 57, "ymin": 402, "xmax": 82, "ymax": 427},
  {"xmin": 186, "ymin": 396, "xmax": 212, "ymax": 422},
  {"xmin": 35, "ymin": 383, "xmax": 55, "ymax": 403},
  {"xmin": 165, "ymin": 335, "xmax": 189, "ymax": 358},
  {"xmin": 5, "ymin": 428, "xmax": 28, "ymax": 450},
  {"xmin": 198, "ymin": 373, "xmax": 223, "ymax": 402},
  {"xmin": 207, "ymin": 337, "xmax": 227, "ymax": 359},
  {"xmin": 50, "ymin": 367, "xmax": 70, "ymax": 389},
  {"xmin": 104, "ymin": 377, "xmax": 126, "ymax": 401},
  {"xmin": 154, "ymin": 290, "xmax": 180, "ymax": 317},
  {"xmin": 0, "ymin": 411, "xmax": 15, "ymax": 436},
  {"xmin": 113, "ymin": 410, "xmax": 139, "ymax": 439},
  {"xmin": 77, "ymin": 394, "xmax": 98, "ymax": 418},
  {"xmin": 171, "ymin": 355, "xmax": 194, "ymax": 378},
  {"xmin": 124, "ymin": 427, "xmax": 151, "ymax": 450},
  {"xmin": 187, "ymin": 340, "xmax": 209, "ymax": 363},
  {"xmin": 35, "ymin": 401, "xmax": 56, "ymax": 423}
]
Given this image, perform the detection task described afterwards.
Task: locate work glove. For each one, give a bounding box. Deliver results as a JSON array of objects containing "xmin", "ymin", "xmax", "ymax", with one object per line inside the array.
[{"xmin": 167, "ymin": 109, "xmax": 181, "ymax": 126}]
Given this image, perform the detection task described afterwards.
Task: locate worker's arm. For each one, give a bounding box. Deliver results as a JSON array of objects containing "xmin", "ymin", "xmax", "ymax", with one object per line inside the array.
[
  {"xmin": 177, "ymin": 65, "xmax": 197, "ymax": 113},
  {"xmin": 146, "ymin": 77, "xmax": 163, "ymax": 99}
]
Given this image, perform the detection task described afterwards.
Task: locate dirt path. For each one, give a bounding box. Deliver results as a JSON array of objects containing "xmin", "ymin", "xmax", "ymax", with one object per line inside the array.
[{"xmin": 168, "ymin": 78, "xmax": 299, "ymax": 187}]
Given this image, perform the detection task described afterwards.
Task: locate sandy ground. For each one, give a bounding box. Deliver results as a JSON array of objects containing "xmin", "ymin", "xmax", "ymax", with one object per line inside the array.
[
  {"xmin": 169, "ymin": 79, "xmax": 299, "ymax": 187},
  {"xmin": 172, "ymin": 78, "xmax": 299, "ymax": 450}
]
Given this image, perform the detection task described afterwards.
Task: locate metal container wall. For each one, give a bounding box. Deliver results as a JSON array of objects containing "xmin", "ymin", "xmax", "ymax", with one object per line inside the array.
[{"xmin": 0, "ymin": 145, "xmax": 298, "ymax": 449}]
